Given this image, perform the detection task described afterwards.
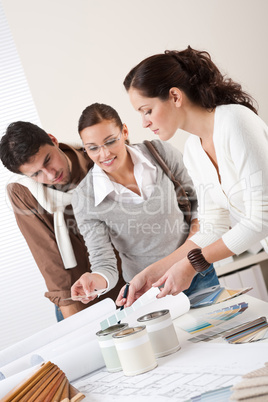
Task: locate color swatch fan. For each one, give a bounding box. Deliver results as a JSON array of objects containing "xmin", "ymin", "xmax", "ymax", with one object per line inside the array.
[{"xmin": 188, "ymin": 285, "xmax": 253, "ymax": 308}]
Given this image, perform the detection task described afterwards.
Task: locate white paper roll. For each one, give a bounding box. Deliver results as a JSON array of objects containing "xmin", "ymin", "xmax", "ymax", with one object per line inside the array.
[
  {"xmin": 0, "ymin": 339, "xmax": 105, "ymax": 398},
  {"xmin": 0, "ymin": 354, "xmax": 34, "ymax": 381},
  {"xmin": 0, "ymin": 298, "xmax": 115, "ymax": 367},
  {"xmin": 46, "ymin": 339, "xmax": 105, "ymax": 382}
]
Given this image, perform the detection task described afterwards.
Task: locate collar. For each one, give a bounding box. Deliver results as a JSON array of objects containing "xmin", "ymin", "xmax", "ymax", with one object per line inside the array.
[{"xmin": 92, "ymin": 144, "xmax": 156, "ymax": 206}]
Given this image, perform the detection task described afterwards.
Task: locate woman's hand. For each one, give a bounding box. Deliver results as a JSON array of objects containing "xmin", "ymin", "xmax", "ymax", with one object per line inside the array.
[
  {"xmin": 152, "ymin": 257, "xmax": 196, "ymax": 298},
  {"xmin": 116, "ymin": 271, "xmax": 153, "ymax": 308},
  {"xmin": 71, "ymin": 273, "xmax": 107, "ymax": 304}
]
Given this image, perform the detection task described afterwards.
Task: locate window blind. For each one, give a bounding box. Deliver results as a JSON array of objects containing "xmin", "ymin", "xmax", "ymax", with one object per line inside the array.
[{"xmin": 0, "ymin": 2, "xmax": 55, "ymax": 350}]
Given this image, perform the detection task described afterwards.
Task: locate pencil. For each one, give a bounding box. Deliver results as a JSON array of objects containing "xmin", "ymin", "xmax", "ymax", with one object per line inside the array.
[{"xmin": 120, "ymin": 282, "xmax": 130, "ymax": 311}]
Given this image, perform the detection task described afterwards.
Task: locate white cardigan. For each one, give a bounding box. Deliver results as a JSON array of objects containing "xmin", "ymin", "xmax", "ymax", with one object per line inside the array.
[{"xmin": 183, "ymin": 104, "xmax": 268, "ymax": 255}]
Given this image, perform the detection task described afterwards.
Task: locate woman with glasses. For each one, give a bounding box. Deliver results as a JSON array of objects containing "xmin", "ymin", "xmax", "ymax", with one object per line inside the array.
[
  {"xmin": 115, "ymin": 46, "xmax": 268, "ymax": 307},
  {"xmin": 71, "ymin": 102, "xmax": 219, "ymax": 302}
]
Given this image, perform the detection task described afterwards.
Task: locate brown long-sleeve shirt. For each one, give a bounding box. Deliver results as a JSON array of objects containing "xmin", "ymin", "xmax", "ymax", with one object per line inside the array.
[{"xmin": 7, "ymin": 143, "xmax": 124, "ymax": 308}]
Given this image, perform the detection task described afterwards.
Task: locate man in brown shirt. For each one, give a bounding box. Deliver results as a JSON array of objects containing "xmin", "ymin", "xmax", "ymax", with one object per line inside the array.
[{"xmin": 0, "ymin": 121, "xmax": 124, "ymax": 319}]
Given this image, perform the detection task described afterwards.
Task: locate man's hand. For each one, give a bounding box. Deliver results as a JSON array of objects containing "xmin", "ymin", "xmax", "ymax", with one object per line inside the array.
[
  {"xmin": 71, "ymin": 273, "xmax": 107, "ymax": 304},
  {"xmin": 153, "ymin": 257, "xmax": 196, "ymax": 298}
]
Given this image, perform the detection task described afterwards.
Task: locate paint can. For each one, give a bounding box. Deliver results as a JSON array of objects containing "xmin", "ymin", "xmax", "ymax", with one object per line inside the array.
[
  {"xmin": 112, "ymin": 326, "xmax": 157, "ymax": 376},
  {"xmin": 96, "ymin": 323, "xmax": 128, "ymax": 372},
  {"xmin": 137, "ymin": 309, "xmax": 180, "ymax": 358}
]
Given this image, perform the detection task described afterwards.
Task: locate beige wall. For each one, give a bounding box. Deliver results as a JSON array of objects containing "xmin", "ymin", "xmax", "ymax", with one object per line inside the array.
[{"xmin": 2, "ymin": 0, "xmax": 268, "ymax": 151}]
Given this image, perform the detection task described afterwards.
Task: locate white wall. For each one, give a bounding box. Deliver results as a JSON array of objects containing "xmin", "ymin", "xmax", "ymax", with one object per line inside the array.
[{"xmin": 2, "ymin": 0, "xmax": 268, "ymax": 151}]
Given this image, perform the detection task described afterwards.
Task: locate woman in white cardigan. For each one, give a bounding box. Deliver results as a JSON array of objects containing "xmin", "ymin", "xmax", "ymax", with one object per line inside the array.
[{"xmin": 116, "ymin": 45, "xmax": 268, "ymax": 307}]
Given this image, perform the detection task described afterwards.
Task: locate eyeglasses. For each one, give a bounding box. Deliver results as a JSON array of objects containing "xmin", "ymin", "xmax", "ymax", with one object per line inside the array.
[{"xmin": 84, "ymin": 131, "xmax": 122, "ymax": 155}]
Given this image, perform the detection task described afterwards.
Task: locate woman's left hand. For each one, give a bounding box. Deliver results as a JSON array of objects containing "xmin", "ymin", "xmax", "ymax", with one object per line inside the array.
[{"xmin": 152, "ymin": 257, "xmax": 196, "ymax": 298}]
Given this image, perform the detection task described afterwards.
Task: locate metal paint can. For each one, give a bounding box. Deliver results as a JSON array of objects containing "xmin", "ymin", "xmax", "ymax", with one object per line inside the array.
[
  {"xmin": 112, "ymin": 326, "xmax": 157, "ymax": 376},
  {"xmin": 137, "ymin": 309, "xmax": 180, "ymax": 358},
  {"xmin": 96, "ymin": 323, "xmax": 128, "ymax": 372}
]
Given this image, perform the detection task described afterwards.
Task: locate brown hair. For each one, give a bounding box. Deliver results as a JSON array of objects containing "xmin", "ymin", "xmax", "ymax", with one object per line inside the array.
[
  {"xmin": 124, "ymin": 46, "xmax": 258, "ymax": 114},
  {"xmin": 0, "ymin": 121, "xmax": 54, "ymax": 173},
  {"xmin": 78, "ymin": 103, "xmax": 123, "ymax": 133}
]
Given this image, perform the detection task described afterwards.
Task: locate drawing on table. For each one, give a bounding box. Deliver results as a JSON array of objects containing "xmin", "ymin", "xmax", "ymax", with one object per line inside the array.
[
  {"xmin": 73, "ymin": 364, "xmax": 240, "ymax": 402},
  {"xmin": 72, "ymin": 343, "xmax": 268, "ymax": 402}
]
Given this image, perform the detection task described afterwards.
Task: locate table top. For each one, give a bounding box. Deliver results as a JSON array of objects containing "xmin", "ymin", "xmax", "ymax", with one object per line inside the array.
[{"xmin": 73, "ymin": 294, "xmax": 268, "ymax": 402}]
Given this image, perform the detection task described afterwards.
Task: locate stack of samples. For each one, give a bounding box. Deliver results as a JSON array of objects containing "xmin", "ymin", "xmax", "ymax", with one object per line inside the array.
[
  {"xmin": 1, "ymin": 361, "xmax": 85, "ymax": 402},
  {"xmin": 231, "ymin": 362, "xmax": 268, "ymax": 401}
]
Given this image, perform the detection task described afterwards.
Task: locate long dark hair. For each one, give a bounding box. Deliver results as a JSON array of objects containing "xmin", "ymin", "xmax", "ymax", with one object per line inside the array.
[{"xmin": 124, "ymin": 46, "xmax": 258, "ymax": 114}]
